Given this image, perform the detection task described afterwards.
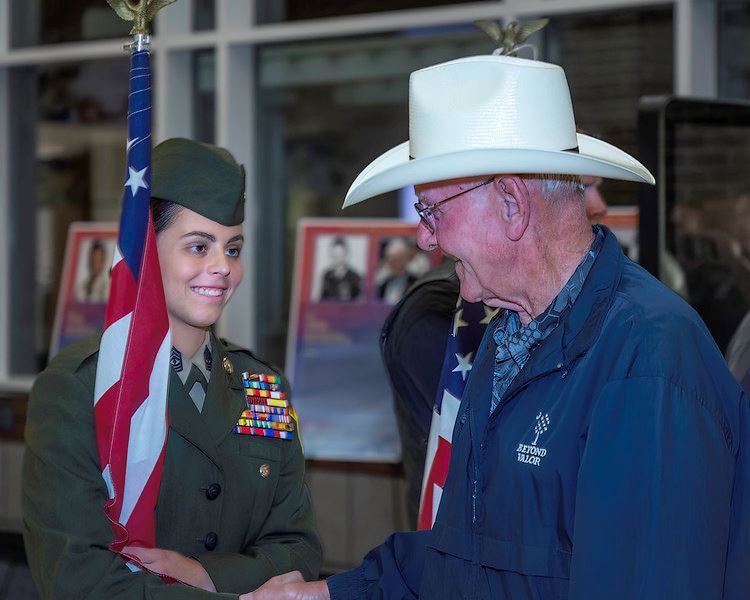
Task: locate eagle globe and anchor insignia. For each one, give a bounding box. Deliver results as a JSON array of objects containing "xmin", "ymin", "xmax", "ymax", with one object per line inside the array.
[{"xmin": 516, "ymin": 412, "xmax": 550, "ymax": 467}]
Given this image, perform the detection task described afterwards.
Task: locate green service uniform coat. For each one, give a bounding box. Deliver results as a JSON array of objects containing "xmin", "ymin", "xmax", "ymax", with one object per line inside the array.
[{"xmin": 22, "ymin": 332, "xmax": 321, "ymax": 599}]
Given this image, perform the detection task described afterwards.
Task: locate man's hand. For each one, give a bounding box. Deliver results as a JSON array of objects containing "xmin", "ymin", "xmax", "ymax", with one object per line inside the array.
[
  {"xmin": 240, "ymin": 571, "xmax": 330, "ymax": 600},
  {"xmin": 123, "ymin": 546, "xmax": 216, "ymax": 592}
]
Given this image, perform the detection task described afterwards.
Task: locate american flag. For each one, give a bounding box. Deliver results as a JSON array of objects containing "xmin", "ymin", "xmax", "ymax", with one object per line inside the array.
[
  {"xmin": 93, "ymin": 48, "xmax": 171, "ymax": 557},
  {"xmin": 417, "ymin": 298, "xmax": 497, "ymax": 530}
]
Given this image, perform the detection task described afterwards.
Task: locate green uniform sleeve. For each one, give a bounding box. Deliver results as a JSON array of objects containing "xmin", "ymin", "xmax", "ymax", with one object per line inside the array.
[
  {"xmin": 22, "ymin": 367, "xmax": 238, "ymax": 600},
  {"xmin": 194, "ymin": 430, "xmax": 322, "ymax": 593}
]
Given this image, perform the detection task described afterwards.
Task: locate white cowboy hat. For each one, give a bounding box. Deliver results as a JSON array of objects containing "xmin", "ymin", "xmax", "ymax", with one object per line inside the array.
[{"xmin": 343, "ymin": 54, "xmax": 655, "ymax": 208}]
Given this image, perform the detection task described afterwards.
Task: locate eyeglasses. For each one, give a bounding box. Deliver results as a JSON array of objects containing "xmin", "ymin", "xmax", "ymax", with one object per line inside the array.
[{"xmin": 414, "ymin": 176, "xmax": 494, "ymax": 234}]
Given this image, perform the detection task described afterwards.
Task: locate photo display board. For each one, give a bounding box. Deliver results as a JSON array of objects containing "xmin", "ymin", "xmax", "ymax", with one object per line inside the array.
[{"xmin": 286, "ymin": 219, "xmax": 441, "ymax": 462}]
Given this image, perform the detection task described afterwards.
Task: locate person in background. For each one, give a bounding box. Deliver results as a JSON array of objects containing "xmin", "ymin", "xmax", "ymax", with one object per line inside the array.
[
  {"xmin": 727, "ymin": 311, "xmax": 750, "ymax": 393},
  {"xmin": 376, "ymin": 237, "xmax": 419, "ymax": 304},
  {"xmin": 581, "ymin": 175, "xmax": 607, "ymax": 221}
]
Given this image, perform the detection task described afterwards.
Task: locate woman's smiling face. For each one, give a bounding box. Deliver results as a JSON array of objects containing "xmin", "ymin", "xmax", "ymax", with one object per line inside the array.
[{"xmin": 156, "ymin": 206, "xmax": 244, "ymax": 339}]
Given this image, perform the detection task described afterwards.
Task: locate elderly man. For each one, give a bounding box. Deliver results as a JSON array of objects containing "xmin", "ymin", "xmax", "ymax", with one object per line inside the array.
[
  {"xmin": 385, "ymin": 168, "xmax": 610, "ymax": 531},
  {"xmin": 246, "ymin": 53, "xmax": 750, "ymax": 600}
]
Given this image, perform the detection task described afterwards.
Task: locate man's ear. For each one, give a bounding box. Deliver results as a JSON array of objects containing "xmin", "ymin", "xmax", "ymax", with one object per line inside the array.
[{"xmin": 494, "ymin": 176, "xmax": 531, "ymax": 241}]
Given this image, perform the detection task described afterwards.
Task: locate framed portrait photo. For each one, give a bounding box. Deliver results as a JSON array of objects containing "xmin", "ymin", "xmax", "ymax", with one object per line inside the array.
[{"xmin": 50, "ymin": 222, "xmax": 118, "ymax": 357}]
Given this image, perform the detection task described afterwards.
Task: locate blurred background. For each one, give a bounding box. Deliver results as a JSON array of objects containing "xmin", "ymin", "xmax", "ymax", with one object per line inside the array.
[{"xmin": 0, "ymin": 0, "xmax": 749, "ymax": 596}]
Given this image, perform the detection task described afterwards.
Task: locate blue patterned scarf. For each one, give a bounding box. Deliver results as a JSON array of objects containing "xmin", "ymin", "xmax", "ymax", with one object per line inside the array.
[{"xmin": 490, "ymin": 226, "xmax": 605, "ymax": 412}]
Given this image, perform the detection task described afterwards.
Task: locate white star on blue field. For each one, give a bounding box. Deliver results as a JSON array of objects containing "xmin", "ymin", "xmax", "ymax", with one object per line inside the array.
[
  {"xmin": 452, "ymin": 352, "xmax": 474, "ymax": 381},
  {"xmin": 124, "ymin": 166, "xmax": 149, "ymax": 197}
]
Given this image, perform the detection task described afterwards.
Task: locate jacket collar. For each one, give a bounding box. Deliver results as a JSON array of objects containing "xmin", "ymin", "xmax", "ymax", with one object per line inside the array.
[
  {"xmin": 471, "ymin": 226, "xmax": 625, "ymax": 414},
  {"xmin": 167, "ymin": 330, "xmax": 246, "ymax": 463},
  {"xmin": 513, "ymin": 226, "xmax": 623, "ymax": 385},
  {"xmin": 559, "ymin": 226, "xmax": 624, "ymax": 363}
]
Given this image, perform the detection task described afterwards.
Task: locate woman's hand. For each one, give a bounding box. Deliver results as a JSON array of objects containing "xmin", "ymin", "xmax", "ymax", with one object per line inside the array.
[{"xmin": 123, "ymin": 545, "xmax": 216, "ymax": 592}]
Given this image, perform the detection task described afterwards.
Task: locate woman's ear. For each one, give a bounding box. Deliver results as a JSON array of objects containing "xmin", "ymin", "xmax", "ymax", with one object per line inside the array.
[{"xmin": 494, "ymin": 176, "xmax": 531, "ymax": 242}]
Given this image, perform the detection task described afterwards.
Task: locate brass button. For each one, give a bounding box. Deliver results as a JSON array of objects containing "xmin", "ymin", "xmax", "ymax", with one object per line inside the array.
[
  {"xmin": 222, "ymin": 357, "xmax": 233, "ymax": 375},
  {"xmin": 259, "ymin": 463, "xmax": 270, "ymax": 478}
]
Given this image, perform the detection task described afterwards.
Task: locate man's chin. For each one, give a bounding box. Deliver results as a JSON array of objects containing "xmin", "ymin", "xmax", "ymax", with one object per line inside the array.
[
  {"xmin": 456, "ymin": 271, "xmax": 483, "ymax": 304},
  {"xmin": 458, "ymin": 283, "xmax": 483, "ymax": 304}
]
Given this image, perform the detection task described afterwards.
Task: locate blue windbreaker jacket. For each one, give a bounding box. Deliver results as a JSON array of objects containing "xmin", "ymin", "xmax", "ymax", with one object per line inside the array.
[{"xmin": 328, "ymin": 228, "xmax": 750, "ymax": 599}]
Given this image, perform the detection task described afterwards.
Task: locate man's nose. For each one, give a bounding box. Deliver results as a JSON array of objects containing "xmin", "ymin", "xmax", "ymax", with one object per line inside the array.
[{"xmin": 416, "ymin": 221, "xmax": 437, "ymax": 251}]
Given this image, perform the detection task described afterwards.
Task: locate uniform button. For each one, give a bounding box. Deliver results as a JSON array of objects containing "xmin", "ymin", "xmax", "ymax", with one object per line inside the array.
[
  {"xmin": 260, "ymin": 464, "xmax": 271, "ymax": 478},
  {"xmin": 205, "ymin": 483, "xmax": 222, "ymax": 500},
  {"xmin": 203, "ymin": 532, "xmax": 218, "ymax": 551}
]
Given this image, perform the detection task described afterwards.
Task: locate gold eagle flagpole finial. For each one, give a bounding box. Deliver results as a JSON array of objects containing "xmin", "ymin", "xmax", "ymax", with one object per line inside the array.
[
  {"xmin": 475, "ymin": 18, "xmax": 549, "ymax": 58},
  {"xmin": 107, "ymin": 0, "xmax": 178, "ymax": 50}
]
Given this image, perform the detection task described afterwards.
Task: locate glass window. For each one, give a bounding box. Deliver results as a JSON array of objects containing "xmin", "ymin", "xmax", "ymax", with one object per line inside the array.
[
  {"xmin": 10, "ymin": 0, "xmax": 132, "ymax": 47},
  {"xmin": 193, "ymin": 50, "xmax": 216, "ymax": 143},
  {"xmin": 718, "ymin": 0, "xmax": 750, "ymax": 100},
  {"xmin": 193, "ymin": 0, "xmax": 216, "ymax": 31},
  {"xmin": 669, "ymin": 116, "xmax": 750, "ymax": 351},
  {"xmin": 257, "ymin": 0, "xmax": 496, "ymax": 24},
  {"xmin": 8, "ymin": 58, "xmax": 131, "ymax": 375},
  {"xmin": 544, "ymin": 7, "xmax": 674, "ymax": 208},
  {"xmin": 254, "ymin": 10, "xmax": 674, "ymax": 362},
  {"xmin": 254, "ymin": 27, "xmax": 494, "ymax": 362}
]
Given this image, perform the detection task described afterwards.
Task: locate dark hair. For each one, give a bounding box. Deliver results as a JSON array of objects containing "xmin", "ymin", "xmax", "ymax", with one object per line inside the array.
[
  {"xmin": 151, "ymin": 198, "xmax": 183, "ymax": 234},
  {"xmin": 331, "ymin": 236, "xmax": 348, "ymax": 249}
]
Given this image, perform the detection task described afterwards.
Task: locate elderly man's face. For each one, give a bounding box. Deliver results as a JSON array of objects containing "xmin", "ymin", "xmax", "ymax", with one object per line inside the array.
[{"xmin": 415, "ymin": 176, "xmax": 508, "ymax": 305}]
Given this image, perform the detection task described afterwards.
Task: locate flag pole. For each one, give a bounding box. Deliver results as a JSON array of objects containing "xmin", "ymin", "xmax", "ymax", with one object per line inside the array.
[{"xmin": 95, "ymin": 0, "xmax": 177, "ymax": 577}]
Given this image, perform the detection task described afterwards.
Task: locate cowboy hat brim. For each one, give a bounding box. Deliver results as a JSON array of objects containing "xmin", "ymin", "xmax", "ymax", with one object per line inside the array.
[{"xmin": 343, "ymin": 133, "xmax": 655, "ymax": 208}]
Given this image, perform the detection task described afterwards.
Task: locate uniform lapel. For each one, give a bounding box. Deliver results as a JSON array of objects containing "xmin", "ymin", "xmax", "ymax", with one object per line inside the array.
[
  {"xmin": 199, "ymin": 332, "xmax": 246, "ymax": 446},
  {"xmin": 167, "ymin": 368, "xmax": 221, "ymax": 465}
]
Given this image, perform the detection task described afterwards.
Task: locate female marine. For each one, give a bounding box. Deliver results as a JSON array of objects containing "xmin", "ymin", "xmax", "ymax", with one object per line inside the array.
[{"xmin": 22, "ymin": 138, "xmax": 321, "ymax": 599}]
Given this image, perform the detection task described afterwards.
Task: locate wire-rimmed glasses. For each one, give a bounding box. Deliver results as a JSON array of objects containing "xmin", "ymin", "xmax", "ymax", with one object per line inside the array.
[{"xmin": 414, "ymin": 176, "xmax": 494, "ymax": 234}]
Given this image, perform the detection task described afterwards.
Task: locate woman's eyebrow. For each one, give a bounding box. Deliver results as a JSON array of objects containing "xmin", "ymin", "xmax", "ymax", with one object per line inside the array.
[
  {"xmin": 180, "ymin": 231, "xmax": 244, "ymax": 244},
  {"xmin": 181, "ymin": 231, "xmax": 215, "ymax": 241}
]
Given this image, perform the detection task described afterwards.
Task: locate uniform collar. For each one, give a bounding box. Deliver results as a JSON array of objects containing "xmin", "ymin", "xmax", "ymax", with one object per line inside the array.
[
  {"xmin": 166, "ymin": 331, "xmax": 247, "ymax": 460},
  {"xmin": 169, "ymin": 331, "xmax": 212, "ymax": 385}
]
